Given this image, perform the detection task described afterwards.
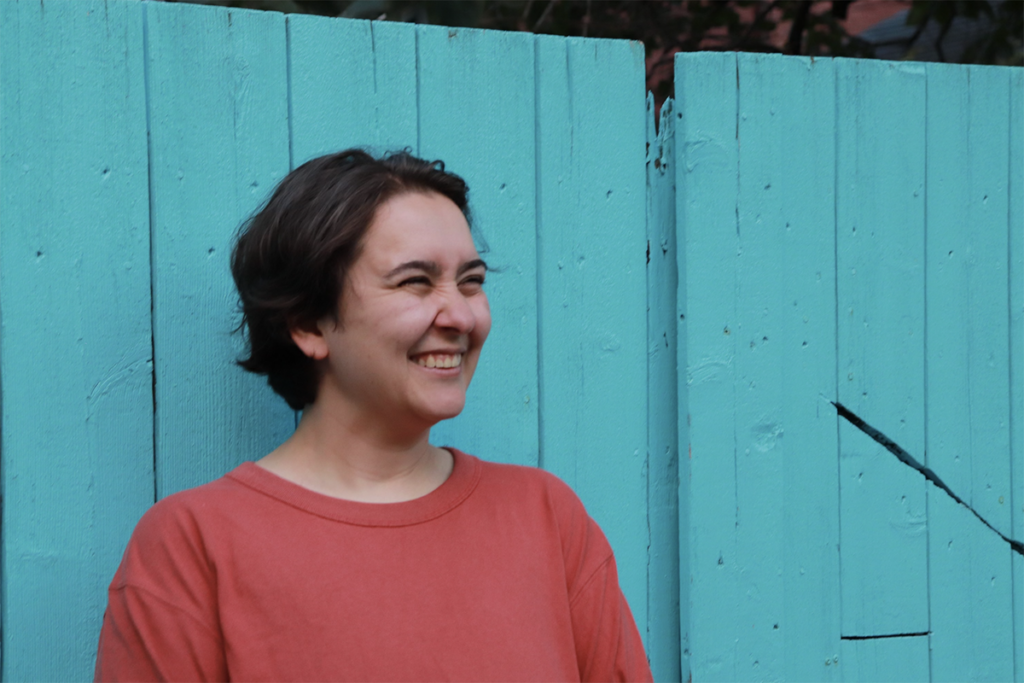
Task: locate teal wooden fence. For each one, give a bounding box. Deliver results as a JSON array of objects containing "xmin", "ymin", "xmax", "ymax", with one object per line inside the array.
[
  {"xmin": 673, "ymin": 52, "xmax": 1022, "ymax": 682},
  {"xmin": 0, "ymin": 1, "xmax": 1019, "ymax": 681}
]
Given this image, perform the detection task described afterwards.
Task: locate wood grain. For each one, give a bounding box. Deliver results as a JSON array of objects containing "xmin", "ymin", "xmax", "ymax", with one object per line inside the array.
[
  {"xmin": 675, "ymin": 51, "xmax": 843, "ymax": 682},
  {"xmin": 0, "ymin": 1, "xmax": 151, "ymax": 678},
  {"xmin": 146, "ymin": 2, "xmax": 294, "ymax": 498},
  {"xmin": 534, "ymin": 33, "xmax": 649, "ymax": 639},
  {"xmin": 836, "ymin": 58, "xmax": 929, "ymax": 642},
  {"xmin": 925, "ymin": 62, "xmax": 1014, "ymax": 682},
  {"xmin": 1009, "ymin": 65, "xmax": 1023, "ymax": 683},
  {"xmin": 647, "ymin": 93, "xmax": 681, "ymax": 682},
  {"xmin": 288, "ymin": 16, "xmax": 417, "ymax": 164},
  {"xmin": 840, "ymin": 634, "xmax": 929, "ymax": 683},
  {"xmin": 675, "ymin": 51, "xmax": 742, "ymax": 682},
  {"xmin": 735, "ymin": 52, "xmax": 841, "ymax": 683}
]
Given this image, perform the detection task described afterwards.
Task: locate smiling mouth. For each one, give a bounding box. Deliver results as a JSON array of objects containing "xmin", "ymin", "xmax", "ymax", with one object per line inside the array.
[{"xmin": 414, "ymin": 353, "xmax": 463, "ymax": 369}]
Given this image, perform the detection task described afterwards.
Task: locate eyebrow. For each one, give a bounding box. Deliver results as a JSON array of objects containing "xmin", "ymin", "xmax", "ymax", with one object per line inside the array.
[
  {"xmin": 384, "ymin": 258, "xmax": 488, "ymax": 279},
  {"xmin": 458, "ymin": 259, "xmax": 489, "ymax": 276}
]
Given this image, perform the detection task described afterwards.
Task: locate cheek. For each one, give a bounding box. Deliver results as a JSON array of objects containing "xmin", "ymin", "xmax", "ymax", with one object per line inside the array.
[
  {"xmin": 375, "ymin": 299, "xmax": 439, "ymax": 347},
  {"xmin": 471, "ymin": 295, "xmax": 492, "ymax": 346}
]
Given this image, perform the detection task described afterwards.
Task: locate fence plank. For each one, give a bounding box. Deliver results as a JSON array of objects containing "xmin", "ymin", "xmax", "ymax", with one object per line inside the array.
[
  {"xmin": 0, "ymin": 1, "xmax": 151, "ymax": 679},
  {"xmin": 839, "ymin": 635, "xmax": 929, "ymax": 683},
  {"xmin": 1010, "ymin": 66, "xmax": 1024, "ymax": 683},
  {"xmin": 925, "ymin": 64, "xmax": 1012, "ymax": 536},
  {"xmin": 675, "ymin": 50, "xmax": 741, "ymax": 682},
  {"xmin": 288, "ymin": 16, "xmax": 417, "ymax": 164},
  {"xmin": 836, "ymin": 432, "xmax": 930, "ymax": 651},
  {"xmin": 925, "ymin": 63, "xmax": 1014, "ymax": 682},
  {"xmin": 928, "ymin": 482, "xmax": 1015, "ymax": 682},
  {"xmin": 646, "ymin": 94, "xmax": 681, "ymax": 682},
  {"xmin": 535, "ymin": 33, "xmax": 649, "ymax": 639},
  {"xmin": 671, "ymin": 82, "xmax": 693, "ymax": 681},
  {"xmin": 146, "ymin": 2, "xmax": 294, "ymax": 498},
  {"xmin": 416, "ymin": 25, "xmax": 538, "ymax": 467},
  {"xmin": 835, "ymin": 58, "xmax": 929, "ymax": 640},
  {"xmin": 735, "ymin": 52, "xmax": 842, "ymax": 682}
]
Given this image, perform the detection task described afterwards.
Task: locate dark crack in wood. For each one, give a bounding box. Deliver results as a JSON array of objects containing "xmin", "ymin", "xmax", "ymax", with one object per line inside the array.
[
  {"xmin": 832, "ymin": 401, "xmax": 1023, "ymax": 557},
  {"xmin": 841, "ymin": 631, "xmax": 930, "ymax": 641}
]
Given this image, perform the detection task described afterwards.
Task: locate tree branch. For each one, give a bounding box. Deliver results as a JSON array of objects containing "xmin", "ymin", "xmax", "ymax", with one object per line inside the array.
[
  {"xmin": 732, "ymin": 0, "xmax": 779, "ymax": 50},
  {"xmin": 933, "ymin": 13, "xmax": 954, "ymax": 62},
  {"xmin": 787, "ymin": 0, "xmax": 814, "ymax": 55},
  {"xmin": 533, "ymin": 0, "xmax": 559, "ymax": 32},
  {"xmin": 518, "ymin": 0, "xmax": 534, "ymax": 32}
]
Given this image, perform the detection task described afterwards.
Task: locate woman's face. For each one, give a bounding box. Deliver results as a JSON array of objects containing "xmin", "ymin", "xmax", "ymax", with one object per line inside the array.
[{"xmin": 307, "ymin": 191, "xmax": 491, "ymax": 432}]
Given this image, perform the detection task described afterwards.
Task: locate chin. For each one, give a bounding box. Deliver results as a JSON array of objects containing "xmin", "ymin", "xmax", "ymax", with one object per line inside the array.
[{"xmin": 419, "ymin": 396, "xmax": 466, "ymax": 424}]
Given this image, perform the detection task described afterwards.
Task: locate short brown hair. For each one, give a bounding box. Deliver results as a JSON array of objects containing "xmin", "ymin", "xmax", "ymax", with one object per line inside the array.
[{"xmin": 231, "ymin": 149, "xmax": 471, "ymax": 410}]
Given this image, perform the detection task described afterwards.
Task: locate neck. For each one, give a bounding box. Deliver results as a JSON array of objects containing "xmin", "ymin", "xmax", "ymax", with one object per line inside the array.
[{"xmin": 257, "ymin": 395, "xmax": 452, "ymax": 503}]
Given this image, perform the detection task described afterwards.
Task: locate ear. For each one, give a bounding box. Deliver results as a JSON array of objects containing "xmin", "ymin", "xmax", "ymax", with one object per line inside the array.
[{"xmin": 290, "ymin": 325, "xmax": 330, "ymax": 361}]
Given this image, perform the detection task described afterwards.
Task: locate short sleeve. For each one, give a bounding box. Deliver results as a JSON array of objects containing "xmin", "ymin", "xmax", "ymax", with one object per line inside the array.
[
  {"xmin": 539, "ymin": 471, "xmax": 653, "ymax": 682},
  {"xmin": 95, "ymin": 585, "xmax": 227, "ymax": 682},
  {"xmin": 94, "ymin": 495, "xmax": 227, "ymax": 682},
  {"xmin": 569, "ymin": 544, "xmax": 653, "ymax": 682}
]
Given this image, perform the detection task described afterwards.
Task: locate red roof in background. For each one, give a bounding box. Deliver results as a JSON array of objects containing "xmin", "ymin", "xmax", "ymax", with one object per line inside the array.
[
  {"xmin": 760, "ymin": 0, "xmax": 913, "ymax": 53},
  {"xmin": 844, "ymin": 0, "xmax": 912, "ymax": 36},
  {"xmin": 647, "ymin": 0, "xmax": 920, "ymax": 112}
]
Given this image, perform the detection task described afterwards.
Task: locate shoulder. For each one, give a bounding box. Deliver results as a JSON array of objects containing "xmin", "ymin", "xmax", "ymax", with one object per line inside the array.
[
  {"xmin": 472, "ymin": 455, "xmax": 586, "ymax": 514},
  {"xmin": 111, "ymin": 468, "xmax": 255, "ymax": 591},
  {"xmin": 458, "ymin": 452, "xmax": 614, "ymax": 570},
  {"xmin": 99, "ymin": 477, "xmax": 242, "ymax": 676},
  {"xmin": 132, "ymin": 470, "xmax": 246, "ymax": 534}
]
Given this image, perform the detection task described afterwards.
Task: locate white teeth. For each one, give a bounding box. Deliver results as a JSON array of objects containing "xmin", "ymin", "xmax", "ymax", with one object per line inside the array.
[{"xmin": 415, "ymin": 353, "xmax": 462, "ymax": 369}]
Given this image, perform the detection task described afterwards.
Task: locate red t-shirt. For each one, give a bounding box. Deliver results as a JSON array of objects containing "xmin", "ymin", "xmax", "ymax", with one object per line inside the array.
[{"xmin": 95, "ymin": 449, "xmax": 653, "ymax": 682}]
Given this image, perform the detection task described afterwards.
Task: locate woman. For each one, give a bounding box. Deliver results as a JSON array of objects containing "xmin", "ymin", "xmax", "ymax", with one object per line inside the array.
[{"xmin": 95, "ymin": 150, "xmax": 652, "ymax": 682}]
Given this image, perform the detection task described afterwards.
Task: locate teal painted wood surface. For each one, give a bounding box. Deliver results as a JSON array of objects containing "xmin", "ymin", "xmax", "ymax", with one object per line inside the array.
[
  {"xmin": 417, "ymin": 25, "xmax": 539, "ymax": 468},
  {"xmin": 146, "ymin": 3, "xmax": 295, "ymax": 498},
  {"xmin": 646, "ymin": 94, "xmax": 681, "ymax": 683},
  {"xmin": 671, "ymin": 87, "xmax": 693, "ymax": 683},
  {"xmin": 287, "ymin": 16, "xmax": 417, "ymax": 164},
  {"xmin": 836, "ymin": 58, "xmax": 929, "ymax": 640},
  {"xmin": 925, "ymin": 63, "xmax": 1014, "ymax": 682},
  {"xmin": 839, "ymin": 634, "xmax": 930, "ymax": 683},
  {"xmin": 0, "ymin": 1, "xmax": 153, "ymax": 679},
  {"xmin": 1010, "ymin": 67, "xmax": 1024, "ymax": 683},
  {"xmin": 674, "ymin": 53, "xmax": 1019, "ymax": 681},
  {"xmin": 675, "ymin": 51, "xmax": 743, "ymax": 682},
  {"xmin": 675, "ymin": 51, "xmax": 843, "ymax": 682},
  {"xmin": 926, "ymin": 64, "xmax": 1011, "ymax": 537},
  {"xmin": 734, "ymin": 53, "xmax": 841, "ymax": 683},
  {"xmin": 928, "ymin": 482, "xmax": 1015, "ymax": 682},
  {"xmin": 534, "ymin": 33, "xmax": 650, "ymax": 641}
]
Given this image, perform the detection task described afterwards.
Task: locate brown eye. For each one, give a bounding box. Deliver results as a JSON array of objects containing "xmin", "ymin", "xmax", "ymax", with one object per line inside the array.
[{"xmin": 399, "ymin": 276, "xmax": 431, "ymax": 287}]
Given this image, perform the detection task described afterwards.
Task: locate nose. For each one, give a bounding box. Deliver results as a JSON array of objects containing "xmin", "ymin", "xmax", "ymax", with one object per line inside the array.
[{"xmin": 433, "ymin": 286, "xmax": 476, "ymax": 334}]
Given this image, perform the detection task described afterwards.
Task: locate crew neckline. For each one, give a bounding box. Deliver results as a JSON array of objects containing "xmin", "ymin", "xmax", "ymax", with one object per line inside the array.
[{"xmin": 226, "ymin": 448, "xmax": 481, "ymax": 528}]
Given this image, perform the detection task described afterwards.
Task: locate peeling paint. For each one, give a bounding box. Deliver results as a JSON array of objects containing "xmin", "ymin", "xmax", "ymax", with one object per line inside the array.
[
  {"xmin": 751, "ymin": 421, "xmax": 783, "ymax": 453},
  {"xmin": 688, "ymin": 356, "xmax": 732, "ymax": 386}
]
